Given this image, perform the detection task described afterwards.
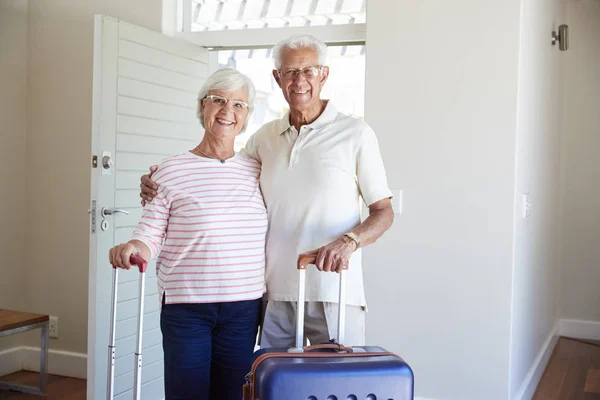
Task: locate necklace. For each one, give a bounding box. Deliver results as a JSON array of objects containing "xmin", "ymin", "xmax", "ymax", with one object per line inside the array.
[{"xmin": 192, "ymin": 145, "xmax": 233, "ymax": 164}]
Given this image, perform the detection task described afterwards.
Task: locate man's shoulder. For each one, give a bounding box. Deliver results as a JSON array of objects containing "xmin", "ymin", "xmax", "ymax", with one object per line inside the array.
[
  {"xmin": 252, "ymin": 118, "xmax": 286, "ymax": 141},
  {"xmin": 241, "ymin": 118, "xmax": 285, "ymax": 160},
  {"xmin": 331, "ymin": 112, "xmax": 374, "ymax": 138}
]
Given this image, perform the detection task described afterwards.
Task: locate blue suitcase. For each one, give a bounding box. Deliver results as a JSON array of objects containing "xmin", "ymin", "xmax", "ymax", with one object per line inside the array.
[{"xmin": 243, "ymin": 254, "xmax": 414, "ymax": 400}]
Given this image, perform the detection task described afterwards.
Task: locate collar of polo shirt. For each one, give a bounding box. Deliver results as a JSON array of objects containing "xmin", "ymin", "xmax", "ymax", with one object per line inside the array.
[{"xmin": 277, "ymin": 100, "xmax": 338, "ymax": 135}]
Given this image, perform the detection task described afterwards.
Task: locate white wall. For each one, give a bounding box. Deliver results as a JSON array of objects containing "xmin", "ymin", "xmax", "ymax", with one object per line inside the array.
[
  {"xmin": 25, "ymin": 0, "xmax": 162, "ymax": 355},
  {"xmin": 509, "ymin": 0, "xmax": 566, "ymax": 397},
  {"xmin": 0, "ymin": 0, "xmax": 28, "ymax": 351},
  {"xmin": 559, "ymin": 0, "xmax": 600, "ymax": 322},
  {"xmin": 364, "ymin": 1, "xmax": 521, "ymax": 399}
]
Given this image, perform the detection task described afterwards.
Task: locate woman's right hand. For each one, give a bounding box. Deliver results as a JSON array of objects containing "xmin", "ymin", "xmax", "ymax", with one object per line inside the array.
[
  {"xmin": 140, "ymin": 165, "xmax": 159, "ymax": 206},
  {"xmin": 109, "ymin": 242, "xmax": 140, "ymax": 270}
]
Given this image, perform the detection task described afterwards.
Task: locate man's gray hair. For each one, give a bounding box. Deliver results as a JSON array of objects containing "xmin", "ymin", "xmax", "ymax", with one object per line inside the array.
[
  {"xmin": 272, "ymin": 34, "xmax": 327, "ymax": 69},
  {"xmin": 196, "ymin": 68, "xmax": 255, "ymax": 133}
]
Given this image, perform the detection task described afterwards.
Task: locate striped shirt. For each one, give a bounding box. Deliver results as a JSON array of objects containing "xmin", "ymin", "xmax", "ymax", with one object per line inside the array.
[{"xmin": 132, "ymin": 152, "xmax": 267, "ymax": 304}]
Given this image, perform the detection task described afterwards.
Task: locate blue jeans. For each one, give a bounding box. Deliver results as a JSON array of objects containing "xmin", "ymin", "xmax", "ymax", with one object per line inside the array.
[{"xmin": 160, "ymin": 296, "xmax": 261, "ymax": 400}]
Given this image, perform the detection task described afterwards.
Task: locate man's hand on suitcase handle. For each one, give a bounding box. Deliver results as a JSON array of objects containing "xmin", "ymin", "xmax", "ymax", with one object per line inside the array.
[{"xmin": 299, "ymin": 236, "xmax": 356, "ymax": 273}]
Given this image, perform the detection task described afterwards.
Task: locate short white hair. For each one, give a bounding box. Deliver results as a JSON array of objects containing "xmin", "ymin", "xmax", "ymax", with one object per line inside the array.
[
  {"xmin": 196, "ymin": 68, "xmax": 255, "ymax": 133},
  {"xmin": 272, "ymin": 34, "xmax": 327, "ymax": 69}
]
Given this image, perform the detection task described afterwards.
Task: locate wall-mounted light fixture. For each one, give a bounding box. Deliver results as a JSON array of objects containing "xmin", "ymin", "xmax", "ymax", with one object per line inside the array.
[{"xmin": 552, "ymin": 24, "xmax": 569, "ymax": 51}]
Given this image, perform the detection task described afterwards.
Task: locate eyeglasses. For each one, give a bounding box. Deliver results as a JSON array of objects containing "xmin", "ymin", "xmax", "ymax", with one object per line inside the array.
[
  {"xmin": 203, "ymin": 95, "xmax": 250, "ymax": 111},
  {"xmin": 277, "ymin": 66, "xmax": 323, "ymax": 80}
]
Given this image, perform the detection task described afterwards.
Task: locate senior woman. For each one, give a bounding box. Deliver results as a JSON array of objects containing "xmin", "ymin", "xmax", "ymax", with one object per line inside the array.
[{"xmin": 108, "ymin": 68, "xmax": 266, "ymax": 400}]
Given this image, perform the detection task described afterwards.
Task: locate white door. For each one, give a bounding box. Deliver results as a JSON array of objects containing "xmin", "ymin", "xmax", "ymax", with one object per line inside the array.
[{"xmin": 88, "ymin": 15, "xmax": 210, "ymax": 400}]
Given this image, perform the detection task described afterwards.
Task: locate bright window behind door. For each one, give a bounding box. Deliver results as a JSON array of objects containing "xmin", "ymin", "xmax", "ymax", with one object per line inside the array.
[
  {"xmin": 214, "ymin": 45, "xmax": 366, "ymax": 151},
  {"xmin": 190, "ymin": 0, "xmax": 366, "ymax": 32}
]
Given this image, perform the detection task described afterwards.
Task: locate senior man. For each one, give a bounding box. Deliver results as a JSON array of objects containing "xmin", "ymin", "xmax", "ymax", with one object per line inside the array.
[{"xmin": 140, "ymin": 34, "xmax": 394, "ymax": 348}]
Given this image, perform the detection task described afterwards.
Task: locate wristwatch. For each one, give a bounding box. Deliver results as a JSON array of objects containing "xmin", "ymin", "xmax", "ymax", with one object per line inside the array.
[{"xmin": 343, "ymin": 232, "xmax": 361, "ymax": 249}]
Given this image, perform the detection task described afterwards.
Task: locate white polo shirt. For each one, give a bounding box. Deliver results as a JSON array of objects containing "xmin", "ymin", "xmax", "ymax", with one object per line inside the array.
[{"xmin": 242, "ymin": 101, "xmax": 392, "ymax": 306}]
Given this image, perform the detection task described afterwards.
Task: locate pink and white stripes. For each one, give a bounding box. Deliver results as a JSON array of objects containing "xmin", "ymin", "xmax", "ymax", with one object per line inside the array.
[{"xmin": 132, "ymin": 152, "xmax": 267, "ymax": 304}]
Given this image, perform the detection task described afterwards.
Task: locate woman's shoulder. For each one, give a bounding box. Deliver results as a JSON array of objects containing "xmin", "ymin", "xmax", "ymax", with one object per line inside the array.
[
  {"xmin": 153, "ymin": 152, "xmax": 198, "ymax": 182},
  {"xmin": 234, "ymin": 152, "xmax": 262, "ymax": 170}
]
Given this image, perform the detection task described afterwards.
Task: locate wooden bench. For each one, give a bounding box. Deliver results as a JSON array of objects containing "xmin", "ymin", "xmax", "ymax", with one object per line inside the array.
[{"xmin": 0, "ymin": 309, "xmax": 49, "ymax": 396}]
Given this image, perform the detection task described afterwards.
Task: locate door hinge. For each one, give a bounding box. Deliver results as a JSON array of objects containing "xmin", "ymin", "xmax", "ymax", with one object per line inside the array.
[
  {"xmin": 90, "ymin": 200, "xmax": 96, "ymax": 233},
  {"xmin": 92, "ymin": 155, "xmax": 98, "ymax": 168}
]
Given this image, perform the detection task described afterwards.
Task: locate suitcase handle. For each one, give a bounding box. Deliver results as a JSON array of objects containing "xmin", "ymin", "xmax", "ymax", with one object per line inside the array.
[
  {"xmin": 108, "ymin": 254, "xmax": 148, "ymax": 400},
  {"xmin": 297, "ymin": 253, "xmax": 349, "ymax": 271},
  {"xmin": 293, "ymin": 252, "xmax": 348, "ymax": 351},
  {"xmin": 130, "ymin": 254, "xmax": 148, "ymax": 272},
  {"xmin": 303, "ymin": 343, "xmax": 354, "ymax": 353},
  {"xmin": 111, "ymin": 254, "xmax": 148, "ymax": 272}
]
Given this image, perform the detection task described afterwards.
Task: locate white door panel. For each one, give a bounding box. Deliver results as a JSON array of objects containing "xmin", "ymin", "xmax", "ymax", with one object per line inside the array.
[
  {"xmin": 114, "ymin": 208, "xmax": 143, "ymax": 228},
  {"xmin": 115, "ymin": 171, "xmax": 147, "ymax": 190},
  {"xmin": 117, "ymin": 115, "xmax": 200, "ymax": 141},
  {"xmin": 117, "ymin": 133, "xmax": 197, "ymax": 157},
  {"xmin": 118, "ymin": 77, "xmax": 198, "ymax": 108},
  {"xmin": 116, "ymin": 312, "xmax": 160, "ymax": 341},
  {"xmin": 116, "ymin": 296, "xmax": 160, "ymax": 322},
  {"xmin": 118, "ymin": 59, "xmax": 205, "ymax": 93},
  {"xmin": 117, "ymin": 97, "xmax": 197, "ymax": 124},
  {"xmin": 115, "ymin": 152, "xmax": 170, "ymax": 172},
  {"xmin": 114, "ymin": 359, "xmax": 163, "ymax": 398},
  {"xmin": 89, "ymin": 15, "xmax": 209, "ymax": 400},
  {"xmin": 115, "ymin": 329, "xmax": 163, "ymax": 359},
  {"xmin": 118, "ymin": 21, "xmax": 207, "ymax": 63},
  {"xmin": 119, "ymin": 39, "xmax": 208, "ymax": 77},
  {"xmin": 114, "ymin": 227, "xmax": 136, "ymax": 245},
  {"xmin": 115, "ymin": 189, "xmax": 145, "ymax": 208},
  {"xmin": 117, "ymin": 277, "xmax": 158, "ymax": 303}
]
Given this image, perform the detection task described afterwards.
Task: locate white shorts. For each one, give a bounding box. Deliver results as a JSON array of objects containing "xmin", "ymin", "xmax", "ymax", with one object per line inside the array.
[{"xmin": 259, "ymin": 300, "xmax": 366, "ymax": 348}]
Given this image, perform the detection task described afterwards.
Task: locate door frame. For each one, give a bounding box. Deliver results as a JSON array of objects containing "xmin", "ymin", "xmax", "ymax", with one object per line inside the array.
[{"xmin": 88, "ymin": 15, "xmax": 119, "ymax": 400}]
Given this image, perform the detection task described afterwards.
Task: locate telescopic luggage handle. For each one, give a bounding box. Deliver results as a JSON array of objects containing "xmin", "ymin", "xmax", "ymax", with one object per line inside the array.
[
  {"xmin": 107, "ymin": 255, "xmax": 148, "ymax": 400},
  {"xmin": 293, "ymin": 253, "xmax": 348, "ymax": 351}
]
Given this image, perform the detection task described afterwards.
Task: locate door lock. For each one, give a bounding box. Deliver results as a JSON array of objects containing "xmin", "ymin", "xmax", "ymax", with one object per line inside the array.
[
  {"xmin": 101, "ymin": 151, "xmax": 112, "ymax": 175},
  {"xmin": 102, "ymin": 155, "xmax": 112, "ymax": 169}
]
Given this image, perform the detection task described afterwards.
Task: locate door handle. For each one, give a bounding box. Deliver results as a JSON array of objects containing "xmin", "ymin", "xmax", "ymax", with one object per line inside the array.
[{"xmin": 101, "ymin": 207, "xmax": 130, "ymax": 218}]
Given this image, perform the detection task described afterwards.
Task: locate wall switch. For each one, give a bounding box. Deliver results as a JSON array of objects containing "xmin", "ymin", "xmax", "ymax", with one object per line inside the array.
[
  {"xmin": 521, "ymin": 193, "xmax": 532, "ymax": 219},
  {"xmin": 49, "ymin": 316, "xmax": 59, "ymax": 338},
  {"xmin": 391, "ymin": 190, "xmax": 403, "ymax": 214}
]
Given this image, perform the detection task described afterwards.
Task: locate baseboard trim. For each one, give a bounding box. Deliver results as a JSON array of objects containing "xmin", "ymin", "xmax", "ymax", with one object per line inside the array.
[
  {"xmin": 510, "ymin": 318, "xmax": 600, "ymax": 400},
  {"xmin": 0, "ymin": 347, "xmax": 87, "ymax": 379},
  {"xmin": 5, "ymin": 320, "xmax": 595, "ymax": 397},
  {"xmin": 0, "ymin": 347, "xmax": 25, "ymax": 377},
  {"xmin": 512, "ymin": 321, "xmax": 559, "ymax": 400},
  {"xmin": 558, "ymin": 319, "xmax": 600, "ymax": 341}
]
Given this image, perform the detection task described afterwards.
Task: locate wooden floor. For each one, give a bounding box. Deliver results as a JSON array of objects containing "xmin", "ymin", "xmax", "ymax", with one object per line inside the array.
[
  {"xmin": 0, "ymin": 337, "xmax": 598, "ymax": 399},
  {"xmin": 0, "ymin": 371, "xmax": 85, "ymax": 400},
  {"xmin": 534, "ymin": 337, "xmax": 600, "ymax": 399}
]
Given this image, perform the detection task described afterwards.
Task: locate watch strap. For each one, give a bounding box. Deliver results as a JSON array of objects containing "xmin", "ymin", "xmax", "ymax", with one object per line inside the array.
[{"xmin": 344, "ymin": 232, "xmax": 360, "ymax": 248}]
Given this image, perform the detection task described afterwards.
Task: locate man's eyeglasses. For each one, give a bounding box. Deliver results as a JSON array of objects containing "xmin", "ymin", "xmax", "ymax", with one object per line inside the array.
[
  {"xmin": 277, "ymin": 66, "xmax": 323, "ymax": 80},
  {"xmin": 203, "ymin": 95, "xmax": 250, "ymax": 111}
]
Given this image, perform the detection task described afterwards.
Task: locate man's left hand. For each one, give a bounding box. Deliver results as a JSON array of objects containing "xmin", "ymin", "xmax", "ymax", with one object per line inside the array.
[{"xmin": 313, "ymin": 236, "xmax": 357, "ymax": 273}]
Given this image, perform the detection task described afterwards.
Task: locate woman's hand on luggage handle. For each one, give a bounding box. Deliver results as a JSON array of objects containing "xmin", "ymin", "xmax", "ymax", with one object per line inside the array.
[
  {"xmin": 109, "ymin": 241, "xmax": 148, "ymax": 270},
  {"xmin": 140, "ymin": 165, "xmax": 159, "ymax": 206}
]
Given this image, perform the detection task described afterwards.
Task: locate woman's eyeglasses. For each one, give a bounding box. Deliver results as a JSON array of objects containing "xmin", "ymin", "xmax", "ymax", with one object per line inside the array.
[{"xmin": 203, "ymin": 95, "xmax": 250, "ymax": 111}]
